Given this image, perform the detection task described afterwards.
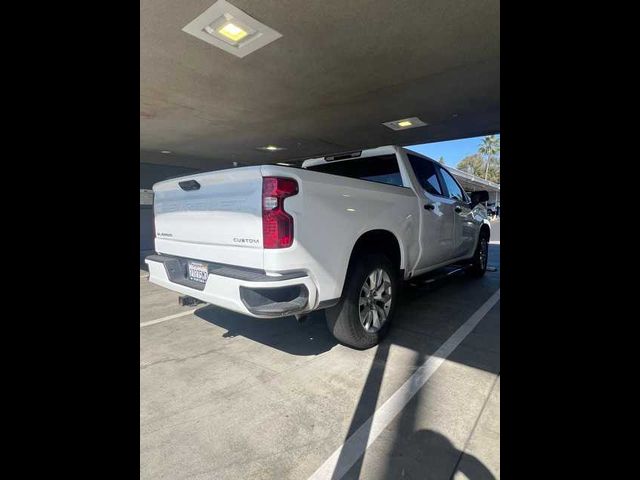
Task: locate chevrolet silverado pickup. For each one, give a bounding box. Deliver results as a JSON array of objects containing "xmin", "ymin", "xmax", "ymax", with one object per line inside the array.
[{"xmin": 145, "ymin": 145, "xmax": 491, "ymax": 349}]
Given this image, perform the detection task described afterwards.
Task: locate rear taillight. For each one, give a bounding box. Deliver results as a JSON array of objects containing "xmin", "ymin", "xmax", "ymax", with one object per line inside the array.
[{"xmin": 262, "ymin": 177, "xmax": 298, "ymax": 249}]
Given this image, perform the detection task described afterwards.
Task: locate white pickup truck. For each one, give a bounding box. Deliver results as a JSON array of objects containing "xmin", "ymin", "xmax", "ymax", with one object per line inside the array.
[{"xmin": 146, "ymin": 146, "xmax": 490, "ymax": 349}]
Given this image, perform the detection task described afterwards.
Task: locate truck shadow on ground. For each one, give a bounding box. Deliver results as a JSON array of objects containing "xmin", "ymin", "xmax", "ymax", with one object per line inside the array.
[
  {"xmin": 194, "ymin": 244, "xmax": 499, "ymax": 360},
  {"xmin": 194, "ymin": 267, "xmax": 500, "ymax": 361},
  {"xmin": 194, "ymin": 307, "xmax": 338, "ymax": 356}
]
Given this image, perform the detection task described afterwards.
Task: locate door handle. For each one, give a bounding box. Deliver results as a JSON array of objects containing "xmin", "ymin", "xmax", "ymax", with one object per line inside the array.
[
  {"xmin": 179, "ymin": 180, "xmax": 201, "ymax": 191},
  {"xmin": 424, "ymin": 204, "xmax": 435, "ymax": 211},
  {"xmin": 455, "ymin": 206, "xmax": 462, "ymax": 213}
]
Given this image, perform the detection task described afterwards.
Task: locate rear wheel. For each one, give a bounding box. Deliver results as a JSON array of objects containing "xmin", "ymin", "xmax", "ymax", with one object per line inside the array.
[
  {"xmin": 325, "ymin": 254, "xmax": 398, "ymax": 349},
  {"xmin": 469, "ymin": 233, "xmax": 489, "ymax": 277}
]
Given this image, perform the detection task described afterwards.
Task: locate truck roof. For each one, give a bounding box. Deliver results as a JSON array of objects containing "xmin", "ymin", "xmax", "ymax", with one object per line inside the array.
[{"xmin": 302, "ymin": 145, "xmax": 401, "ymax": 168}]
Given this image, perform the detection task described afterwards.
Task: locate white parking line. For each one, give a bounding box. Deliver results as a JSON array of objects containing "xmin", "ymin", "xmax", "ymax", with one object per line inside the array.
[
  {"xmin": 307, "ymin": 288, "xmax": 500, "ymax": 480},
  {"xmin": 140, "ymin": 309, "xmax": 198, "ymax": 328}
]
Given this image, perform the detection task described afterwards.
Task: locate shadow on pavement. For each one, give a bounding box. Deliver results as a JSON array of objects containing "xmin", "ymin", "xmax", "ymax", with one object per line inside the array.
[
  {"xmin": 349, "ymin": 337, "xmax": 499, "ymax": 480},
  {"xmin": 195, "ymin": 307, "xmax": 338, "ymax": 356},
  {"xmin": 377, "ymin": 428, "xmax": 495, "ymax": 480},
  {"xmin": 190, "ymin": 245, "xmax": 500, "ymax": 478},
  {"xmin": 339, "ymin": 245, "xmax": 500, "ymax": 479},
  {"xmin": 191, "ymin": 245, "xmax": 499, "ymax": 361}
]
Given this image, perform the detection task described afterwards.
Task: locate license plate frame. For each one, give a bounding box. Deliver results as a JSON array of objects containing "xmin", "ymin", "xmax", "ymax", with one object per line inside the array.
[{"xmin": 187, "ymin": 261, "xmax": 209, "ymax": 284}]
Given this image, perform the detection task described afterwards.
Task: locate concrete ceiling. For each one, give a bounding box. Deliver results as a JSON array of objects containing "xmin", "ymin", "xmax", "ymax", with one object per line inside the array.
[{"xmin": 141, "ymin": 0, "xmax": 499, "ymax": 170}]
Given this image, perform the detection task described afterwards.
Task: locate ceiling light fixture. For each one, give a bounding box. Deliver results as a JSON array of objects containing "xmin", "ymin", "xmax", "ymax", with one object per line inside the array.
[
  {"xmin": 216, "ymin": 22, "xmax": 248, "ymax": 42},
  {"xmin": 258, "ymin": 145, "xmax": 286, "ymax": 152},
  {"xmin": 160, "ymin": 150, "xmax": 172, "ymax": 154},
  {"xmin": 182, "ymin": 0, "xmax": 282, "ymax": 58},
  {"xmin": 383, "ymin": 117, "xmax": 428, "ymax": 131}
]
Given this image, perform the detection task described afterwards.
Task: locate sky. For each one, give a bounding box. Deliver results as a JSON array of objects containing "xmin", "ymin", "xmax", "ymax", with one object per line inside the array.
[{"xmin": 406, "ymin": 134, "xmax": 500, "ymax": 168}]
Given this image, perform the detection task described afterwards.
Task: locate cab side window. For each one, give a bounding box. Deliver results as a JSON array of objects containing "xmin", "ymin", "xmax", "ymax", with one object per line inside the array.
[
  {"xmin": 439, "ymin": 167, "xmax": 466, "ymax": 202},
  {"xmin": 407, "ymin": 154, "xmax": 443, "ymax": 196}
]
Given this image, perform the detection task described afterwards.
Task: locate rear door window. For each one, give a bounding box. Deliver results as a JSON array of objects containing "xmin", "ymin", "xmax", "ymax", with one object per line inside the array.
[
  {"xmin": 305, "ymin": 154, "xmax": 404, "ymax": 187},
  {"xmin": 407, "ymin": 154, "xmax": 444, "ymax": 195}
]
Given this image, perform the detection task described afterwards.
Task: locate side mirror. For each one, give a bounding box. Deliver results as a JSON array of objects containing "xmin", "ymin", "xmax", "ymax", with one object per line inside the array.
[{"xmin": 469, "ymin": 190, "xmax": 489, "ymax": 207}]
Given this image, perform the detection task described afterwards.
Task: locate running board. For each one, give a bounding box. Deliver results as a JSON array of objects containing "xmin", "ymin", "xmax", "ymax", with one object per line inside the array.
[
  {"xmin": 422, "ymin": 265, "xmax": 469, "ymax": 284},
  {"xmin": 409, "ymin": 265, "xmax": 469, "ymax": 287},
  {"xmin": 409, "ymin": 263, "xmax": 499, "ymax": 287}
]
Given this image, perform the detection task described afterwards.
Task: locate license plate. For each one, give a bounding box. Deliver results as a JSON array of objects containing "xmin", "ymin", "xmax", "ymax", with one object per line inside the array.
[{"xmin": 187, "ymin": 261, "xmax": 209, "ymax": 283}]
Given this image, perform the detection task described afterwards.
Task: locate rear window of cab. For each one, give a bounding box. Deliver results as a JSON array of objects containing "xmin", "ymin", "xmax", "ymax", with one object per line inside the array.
[{"xmin": 304, "ymin": 155, "xmax": 404, "ymax": 187}]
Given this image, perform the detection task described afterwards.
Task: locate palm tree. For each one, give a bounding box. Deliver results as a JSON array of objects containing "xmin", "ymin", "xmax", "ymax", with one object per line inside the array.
[{"xmin": 478, "ymin": 135, "xmax": 500, "ymax": 180}]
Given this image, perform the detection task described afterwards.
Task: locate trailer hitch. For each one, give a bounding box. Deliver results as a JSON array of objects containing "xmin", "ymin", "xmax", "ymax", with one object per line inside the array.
[{"xmin": 178, "ymin": 295, "xmax": 205, "ymax": 307}]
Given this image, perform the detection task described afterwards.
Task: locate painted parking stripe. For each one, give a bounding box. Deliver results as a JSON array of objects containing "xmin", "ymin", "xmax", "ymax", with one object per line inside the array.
[
  {"xmin": 307, "ymin": 288, "xmax": 500, "ymax": 480},
  {"xmin": 140, "ymin": 309, "xmax": 198, "ymax": 328}
]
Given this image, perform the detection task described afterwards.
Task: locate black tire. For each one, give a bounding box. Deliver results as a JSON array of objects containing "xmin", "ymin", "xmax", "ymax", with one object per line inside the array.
[
  {"xmin": 325, "ymin": 253, "xmax": 399, "ymax": 349},
  {"xmin": 469, "ymin": 232, "xmax": 489, "ymax": 277}
]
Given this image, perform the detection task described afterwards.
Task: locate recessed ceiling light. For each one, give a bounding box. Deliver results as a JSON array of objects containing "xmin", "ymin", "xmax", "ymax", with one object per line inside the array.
[
  {"xmin": 258, "ymin": 145, "xmax": 286, "ymax": 152},
  {"xmin": 383, "ymin": 117, "xmax": 428, "ymax": 131},
  {"xmin": 216, "ymin": 22, "xmax": 248, "ymax": 42},
  {"xmin": 182, "ymin": 0, "xmax": 282, "ymax": 58},
  {"xmin": 160, "ymin": 150, "xmax": 172, "ymax": 154}
]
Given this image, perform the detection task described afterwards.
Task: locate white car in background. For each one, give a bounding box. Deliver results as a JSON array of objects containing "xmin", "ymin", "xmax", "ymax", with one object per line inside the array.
[{"xmin": 146, "ymin": 146, "xmax": 491, "ymax": 349}]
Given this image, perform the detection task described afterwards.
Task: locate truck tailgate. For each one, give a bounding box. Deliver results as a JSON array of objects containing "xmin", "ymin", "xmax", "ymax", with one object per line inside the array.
[{"xmin": 152, "ymin": 167, "xmax": 264, "ymax": 269}]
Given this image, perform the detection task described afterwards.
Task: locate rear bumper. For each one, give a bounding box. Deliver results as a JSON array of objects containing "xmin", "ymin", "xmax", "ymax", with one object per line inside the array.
[{"xmin": 145, "ymin": 254, "xmax": 318, "ymax": 318}]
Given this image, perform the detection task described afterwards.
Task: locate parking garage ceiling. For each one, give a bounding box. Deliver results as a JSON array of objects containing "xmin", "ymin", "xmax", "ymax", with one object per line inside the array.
[{"xmin": 141, "ymin": 0, "xmax": 499, "ymax": 170}]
